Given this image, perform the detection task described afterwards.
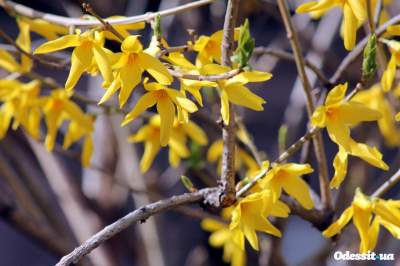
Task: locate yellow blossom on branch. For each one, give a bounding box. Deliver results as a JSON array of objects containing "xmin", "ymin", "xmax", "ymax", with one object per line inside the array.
[
  {"xmin": 381, "ymin": 39, "xmax": 400, "ymax": 92},
  {"xmin": 296, "ymin": 0, "xmax": 367, "ymax": 50},
  {"xmin": 323, "ymin": 188, "xmax": 400, "ymax": 253},
  {"xmin": 99, "ymin": 35, "xmax": 173, "ymax": 107},
  {"xmin": 122, "ymin": 80, "xmax": 198, "ymax": 146},
  {"xmin": 201, "ymin": 64, "xmax": 272, "ymax": 125},
  {"xmin": 311, "ymin": 83, "xmax": 389, "ymax": 188},
  {"xmin": 34, "ymin": 30, "xmax": 113, "ymax": 91},
  {"xmin": 230, "ymin": 189, "xmax": 290, "ymax": 250},
  {"xmin": 256, "ymin": 161, "xmax": 315, "ymax": 210}
]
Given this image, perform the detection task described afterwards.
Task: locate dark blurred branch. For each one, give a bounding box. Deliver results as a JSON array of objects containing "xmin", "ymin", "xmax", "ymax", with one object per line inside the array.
[
  {"xmin": 253, "ymin": 47, "xmax": 331, "ymax": 85},
  {"xmin": 372, "ymin": 168, "xmax": 400, "ymax": 197}
]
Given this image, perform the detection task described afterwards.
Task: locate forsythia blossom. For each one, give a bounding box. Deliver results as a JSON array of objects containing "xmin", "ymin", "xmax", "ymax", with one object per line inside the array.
[
  {"xmin": 323, "ymin": 188, "xmax": 400, "ymax": 253},
  {"xmin": 296, "ymin": 0, "xmax": 367, "ymax": 50},
  {"xmin": 311, "ymin": 83, "xmax": 388, "ymax": 188}
]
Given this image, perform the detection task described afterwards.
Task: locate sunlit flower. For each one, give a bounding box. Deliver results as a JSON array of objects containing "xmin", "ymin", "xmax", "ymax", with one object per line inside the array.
[
  {"xmin": 0, "ymin": 79, "xmax": 41, "ymax": 139},
  {"xmin": 353, "ymin": 84, "xmax": 400, "ymax": 147},
  {"xmin": 323, "ymin": 188, "xmax": 400, "ymax": 253},
  {"xmin": 311, "ymin": 83, "xmax": 389, "ymax": 188},
  {"xmin": 256, "ymin": 161, "xmax": 315, "ymax": 210},
  {"xmin": 201, "ymin": 208, "xmax": 246, "ymax": 266},
  {"xmin": 296, "ymin": 0, "xmax": 367, "ymax": 50},
  {"xmin": 0, "ymin": 49, "xmax": 22, "ymax": 73},
  {"xmin": 230, "ymin": 189, "xmax": 290, "ymax": 250},
  {"xmin": 129, "ymin": 115, "xmax": 207, "ymax": 172},
  {"xmin": 34, "ymin": 30, "xmax": 113, "ymax": 91},
  {"xmin": 99, "ymin": 35, "xmax": 173, "ymax": 107},
  {"xmin": 201, "ymin": 64, "xmax": 271, "ymax": 124}
]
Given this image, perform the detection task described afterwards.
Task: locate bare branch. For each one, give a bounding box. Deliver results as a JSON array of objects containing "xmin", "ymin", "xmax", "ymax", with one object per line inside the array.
[
  {"xmin": 372, "ymin": 168, "xmax": 400, "ymax": 198},
  {"xmin": 55, "ymin": 188, "xmax": 218, "ymax": 266}
]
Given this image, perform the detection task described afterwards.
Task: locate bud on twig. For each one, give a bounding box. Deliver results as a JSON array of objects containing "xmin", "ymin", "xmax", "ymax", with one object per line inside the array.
[{"xmin": 361, "ymin": 34, "xmax": 377, "ymax": 83}]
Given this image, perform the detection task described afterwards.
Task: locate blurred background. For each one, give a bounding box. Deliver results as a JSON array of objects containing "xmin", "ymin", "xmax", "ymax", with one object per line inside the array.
[{"xmin": 0, "ymin": 0, "xmax": 399, "ymax": 265}]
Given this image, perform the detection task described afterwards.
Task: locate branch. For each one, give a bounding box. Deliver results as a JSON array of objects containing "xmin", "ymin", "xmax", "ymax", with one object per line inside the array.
[
  {"xmin": 253, "ymin": 47, "xmax": 331, "ymax": 85},
  {"xmin": 372, "ymin": 168, "xmax": 400, "ymax": 198},
  {"xmin": 277, "ymin": 0, "xmax": 332, "ymax": 210},
  {"xmin": 219, "ymin": 0, "xmax": 240, "ymax": 206},
  {"xmin": 1, "ymin": 0, "xmax": 215, "ymax": 27},
  {"xmin": 168, "ymin": 67, "xmax": 240, "ymax": 81},
  {"xmin": 330, "ymin": 13, "xmax": 400, "ymax": 84},
  {"xmin": 55, "ymin": 188, "xmax": 218, "ymax": 266}
]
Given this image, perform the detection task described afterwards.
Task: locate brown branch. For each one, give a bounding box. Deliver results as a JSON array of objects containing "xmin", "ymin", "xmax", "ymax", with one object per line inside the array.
[
  {"xmin": 372, "ymin": 168, "xmax": 400, "ymax": 198},
  {"xmin": 55, "ymin": 188, "xmax": 218, "ymax": 266},
  {"xmin": 277, "ymin": 0, "xmax": 332, "ymax": 210},
  {"xmin": 1, "ymin": 0, "xmax": 215, "ymax": 27},
  {"xmin": 253, "ymin": 47, "xmax": 331, "ymax": 85},
  {"xmin": 218, "ymin": 0, "xmax": 240, "ymax": 207},
  {"xmin": 168, "ymin": 67, "xmax": 240, "ymax": 81}
]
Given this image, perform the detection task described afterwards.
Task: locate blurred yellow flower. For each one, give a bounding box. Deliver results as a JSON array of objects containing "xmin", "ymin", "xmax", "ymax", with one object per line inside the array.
[
  {"xmin": 296, "ymin": 0, "xmax": 367, "ymax": 50},
  {"xmin": 312, "ymin": 83, "xmax": 388, "ymax": 188},
  {"xmin": 34, "ymin": 30, "xmax": 113, "ymax": 91},
  {"xmin": 323, "ymin": 188, "xmax": 400, "ymax": 253},
  {"xmin": 99, "ymin": 36, "xmax": 172, "ymax": 107},
  {"xmin": 129, "ymin": 115, "xmax": 207, "ymax": 172},
  {"xmin": 381, "ymin": 40, "xmax": 400, "ymax": 92},
  {"xmin": 353, "ymin": 84, "xmax": 400, "ymax": 147}
]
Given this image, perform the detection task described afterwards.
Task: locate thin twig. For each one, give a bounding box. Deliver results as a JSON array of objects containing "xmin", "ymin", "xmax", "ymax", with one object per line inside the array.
[
  {"xmin": 1, "ymin": 0, "xmax": 215, "ymax": 27},
  {"xmin": 372, "ymin": 168, "xmax": 400, "ymax": 197},
  {"xmin": 55, "ymin": 188, "xmax": 218, "ymax": 266},
  {"xmin": 219, "ymin": 0, "xmax": 240, "ymax": 206},
  {"xmin": 253, "ymin": 47, "xmax": 331, "ymax": 85},
  {"xmin": 277, "ymin": 0, "xmax": 332, "ymax": 210}
]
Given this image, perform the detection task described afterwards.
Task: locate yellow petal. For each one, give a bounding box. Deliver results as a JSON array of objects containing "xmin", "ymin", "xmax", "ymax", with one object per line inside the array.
[
  {"xmin": 0, "ymin": 49, "xmax": 20, "ymax": 72},
  {"xmin": 349, "ymin": 141, "xmax": 389, "ymax": 170},
  {"xmin": 92, "ymin": 43, "xmax": 113, "ymax": 86},
  {"xmin": 166, "ymin": 89, "xmax": 198, "ymax": 113},
  {"xmin": 347, "ymin": 0, "xmax": 367, "ymax": 21},
  {"xmin": 183, "ymin": 121, "xmax": 208, "ymax": 145},
  {"xmin": 311, "ymin": 106, "xmax": 327, "ymax": 127},
  {"xmin": 343, "ymin": 3, "xmax": 358, "ymax": 50},
  {"xmin": 34, "ymin": 34, "xmax": 80, "ymax": 54},
  {"xmin": 330, "ymin": 146, "xmax": 349, "ymax": 189},
  {"xmin": 338, "ymin": 101, "xmax": 382, "ymax": 125},
  {"xmin": 201, "ymin": 218, "xmax": 227, "ymax": 232},
  {"xmin": 140, "ymin": 138, "xmax": 161, "ymax": 172},
  {"xmin": 381, "ymin": 54, "xmax": 396, "ymax": 92},
  {"xmin": 366, "ymin": 217, "xmax": 380, "ymax": 251},
  {"xmin": 201, "ymin": 64, "xmax": 230, "ymax": 75},
  {"xmin": 296, "ymin": 1, "xmax": 334, "ymax": 13},
  {"xmin": 323, "ymin": 207, "xmax": 354, "ymax": 237},
  {"xmin": 224, "ymin": 84, "xmax": 265, "ymax": 111},
  {"xmin": 227, "ymin": 71, "xmax": 272, "ymax": 85},
  {"xmin": 283, "ymin": 175, "xmax": 314, "ymax": 210},
  {"xmin": 243, "ymin": 225, "xmax": 259, "ymax": 250},
  {"xmin": 326, "ymin": 83, "xmax": 348, "ymax": 106},
  {"xmin": 121, "ymin": 35, "xmax": 143, "ymax": 53},
  {"xmin": 99, "ymin": 79, "xmax": 121, "ymax": 105},
  {"xmin": 353, "ymin": 206, "xmax": 372, "ymax": 253},
  {"xmin": 220, "ymin": 89, "xmax": 230, "ymax": 125},
  {"xmin": 326, "ymin": 120, "xmax": 351, "ymax": 150},
  {"xmin": 119, "ymin": 63, "xmax": 142, "ymax": 107},
  {"xmin": 207, "ymin": 139, "xmax": 223, "ymax": 162},
  {"xmin": 122, "ymin": 92, "xmax": 158, "ymax": 126},
  {"xmin": 139, "ymin": 53, "xmax": 173, "ymax": 85},
  {"xmin": 82, "ymin": 135, "xmax": 94, "ymax": 167},
  {"xmin": 157, "ymin": 98, "xmax": 175, "ymax": 146},
  {"xmin": 65, "ymin": 45, "xmax": 92, "ymax": 91}
]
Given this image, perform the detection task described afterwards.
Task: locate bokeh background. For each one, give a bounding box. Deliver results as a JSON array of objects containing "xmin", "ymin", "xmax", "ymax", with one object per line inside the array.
[{"xmin": 0, "ymin": 0, "xmax": 399, "ymax": 265}]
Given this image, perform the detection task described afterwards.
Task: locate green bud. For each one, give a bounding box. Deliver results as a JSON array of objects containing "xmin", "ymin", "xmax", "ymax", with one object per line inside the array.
[
  {"xmin": 362, "ymin": 34, "xmax": 377, "ymax": 83},
  {"xmin": 232, "ymin": 18, "xmax": 255, "ymax": 68},
  {"xmin": 180, "ymin": 175, "xmax": 196, "ymax": 192},
  {"xmin": 278, "ymin": 124, "xmax": 288, "ymax": 152},
  {"xmin": 153, "ymin": 13, "xmax": 162, "ymax": 39}
]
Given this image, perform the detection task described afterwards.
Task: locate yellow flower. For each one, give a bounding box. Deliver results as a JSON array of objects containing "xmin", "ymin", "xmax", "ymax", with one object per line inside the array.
[
  {"xmin": 353, "ymin": 84, "xmax": 400, "ymax": 147},
  {"xmin": 40, "ymin": 89, "xmax": 93, "ymax": 152},
  {"xmin": 201, "ymin": 64, "xmax": 272, "ymax": 125},
  {"xmin": 0, "ymin": 79, "xmax": 41, "ymax": 139},
  {"xmin": 193, "ymin": 29, "xmax": 239, "ymax": 67},
  {"xmin": 201, "ymin": 208, "xmax": 246, "ymax": 266},
  {"xmin": 230, "ymin": 189, "xmax": 290, "ymax": 250},
  {"xmin": 396, "ymin": 112, "xmax": 400, "ymax": 121},
  {"xmin": 122, "ymin": 80, "xmax": 197, "ymax": 146},
  {"xmin": 63, "ymin": 116, "xmax": 95, "ymax": 167},
  {"xmin": 381, "ymin": 40, "xmax": 400, "ymax": 92},
  {"xmin": 323, "ymin": 188, "xmax": 400, "ymax": 253},
  {"xmin": 0, "ymin": 49, "xmax": 22, "ymax": 73},
  {"xmin": 256, "ymin": 162, "xmax": 315, "ymax": 210},
  {"xmin": 34, "ymin": 30, "xmax": 113, "ymax": 91},
  {"xmin": 207, "ymin": 139, "xmax": 259, "ymax": 176},
  {"xmin": 16, "ymin": 17, "xmax": 68, "ymax": 73},
  {"xmin": 296, "ymin": 0, "xmax": 367, "ymax": 50},
  {"xmin": 311, "ymin": 83, "xmax": 388, "ymax": 188},
  {"xmin": 129, "ymin": 115, "xmax": 207, "ymax": 172},
  {"xmin": 99, "ymin": 36, "xmax": 173, "ymax": 107}
]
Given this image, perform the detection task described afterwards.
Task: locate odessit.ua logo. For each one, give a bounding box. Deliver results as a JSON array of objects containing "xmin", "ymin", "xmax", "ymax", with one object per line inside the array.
[{"xmin": 334, "ymin": 251, "xmax": 395, "ymax": 261}]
